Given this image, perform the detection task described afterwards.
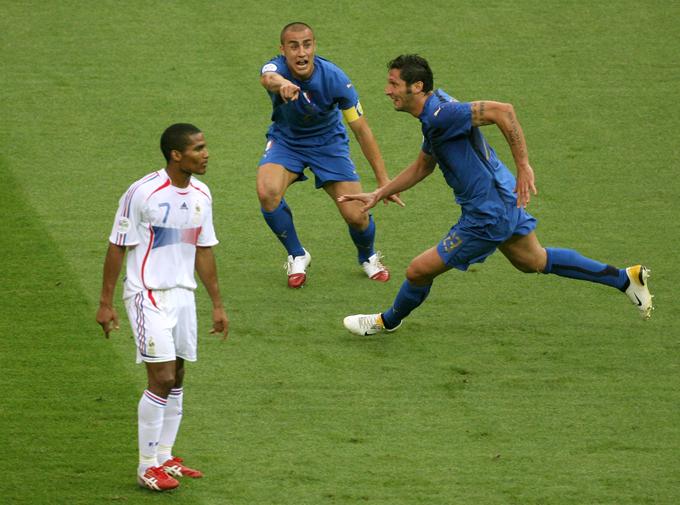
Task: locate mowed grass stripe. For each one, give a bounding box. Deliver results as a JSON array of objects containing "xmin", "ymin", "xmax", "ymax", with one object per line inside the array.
[{"xmin": 0, "ymin": 167, "xmax": 159, "ymax": 504}]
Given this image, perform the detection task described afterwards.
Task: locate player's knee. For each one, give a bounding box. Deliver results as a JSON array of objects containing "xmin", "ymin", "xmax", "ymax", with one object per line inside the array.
[
  {"xmin": 345, "ymin": 212, "xmax": 368, "ymax": 230},
  {"xmin": 511, "ymin": 254, "xmax": 546, "ymax": 273},
  {"xmin": 148, "ymin": 371, "xmax": 176, "ymax": 397},
  {"xmin": 406, "ymin": 263, "xmax": 431, "ymax": 285},
  {"xmin": 256, "ymin": 183, "xmax": 283, "ymax": 211}
]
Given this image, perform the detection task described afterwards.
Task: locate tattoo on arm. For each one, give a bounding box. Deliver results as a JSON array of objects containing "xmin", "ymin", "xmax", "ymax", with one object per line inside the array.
[
  {"xmin": 504, "ymin": 112, "xmax": 527, "ymax": 159},
  {"xmin": 507, "ymin": 114, "xmax": 521, "ymax": 146},
  {"xmin": 471, "ymin": 101, "xmax": 492, "ymax": 126}
]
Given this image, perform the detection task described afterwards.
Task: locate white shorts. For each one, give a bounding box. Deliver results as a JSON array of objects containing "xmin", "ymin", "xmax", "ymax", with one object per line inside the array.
[{"xmin": 124, "ymin": 288, "xmax": 198, "ymax": 364}]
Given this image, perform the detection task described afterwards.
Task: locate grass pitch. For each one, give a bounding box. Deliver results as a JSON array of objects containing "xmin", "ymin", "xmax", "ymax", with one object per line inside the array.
[{"xmin": 1, "ymin": 1, "xmax": 679, "ymax": 504}]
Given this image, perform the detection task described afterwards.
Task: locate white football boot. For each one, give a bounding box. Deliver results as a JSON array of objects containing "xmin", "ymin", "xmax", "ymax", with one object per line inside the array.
[
  {"xmin": 624, "ymin": 265, "xmax": 653, "ymax": 320},
  {"xmin": 343, "ymin": 313, "xmax": 401, "ymax": 336}
]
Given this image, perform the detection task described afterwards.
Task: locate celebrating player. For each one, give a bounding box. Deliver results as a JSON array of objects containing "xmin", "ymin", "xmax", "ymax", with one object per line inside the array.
[
  {"xmin": 96, "ymin": 124, "xmax": 229, "ymax": 491},
  {"xmin": 257, "ymin": 22, "xmax": 403, "ymax": 288},
  {"xmin": 342, "ymin": 54, "xmax": 653, "ymax": 335}
]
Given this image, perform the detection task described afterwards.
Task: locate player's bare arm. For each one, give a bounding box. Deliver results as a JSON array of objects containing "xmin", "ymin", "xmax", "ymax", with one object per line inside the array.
[
  {"xmin": 346, "ymin": 115, "xmax": 405, "ymax": 207},
  {"xmin": 260, "ymin": 72, "xmax": 300, "ymax": 103},
  {"xmin": 470, "ymin": 100, "xmax": 537, "ymax": 207},
  {"xmin": 195, "ymin": 246, "xmax": 229, "ymax": 340},
  {"xmin": 96, "ymin": 243, "xmax": 126, "ymax": 338},
  {"xmin": 339, "ymin": 150, "xmax": 435, "ymax": 212}
]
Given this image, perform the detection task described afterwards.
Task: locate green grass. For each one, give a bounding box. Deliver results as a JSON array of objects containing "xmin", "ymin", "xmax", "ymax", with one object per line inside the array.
[{"xmin": 2, "ymin": 1, "xmax": 679, "ymax": 504}]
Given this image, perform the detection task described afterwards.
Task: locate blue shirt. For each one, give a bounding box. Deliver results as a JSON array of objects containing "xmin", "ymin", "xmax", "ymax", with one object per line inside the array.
[
  {"xmin": 261, "ymin": 55, "xmax": 360, "ymax": 147},
  {"xmin": 420, "ymin": 89, "xmax": 519, "ymax": 227}
]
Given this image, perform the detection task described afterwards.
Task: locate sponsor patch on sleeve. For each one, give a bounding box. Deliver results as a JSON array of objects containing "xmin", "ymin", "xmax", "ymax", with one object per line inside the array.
[
  {"xmin": 261, "ymin": 63, "xmax": 278, "ymax": 74},
  {"xmin": 116, "ymin": 217, "xmax": 131, "ymax": 234}
]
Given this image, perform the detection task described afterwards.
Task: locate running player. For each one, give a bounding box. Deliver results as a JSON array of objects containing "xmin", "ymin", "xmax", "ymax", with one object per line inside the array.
[
  {"xmin": 341, "ymin": 55, "xmax": 653, "ymax": 335},
  {"xmin": 257, "ymin": 22, "xmax": 404, "ymax": 288},
  {"xmin": 96, "ymin": 123, "xmax": 229, "ymax": 491}
]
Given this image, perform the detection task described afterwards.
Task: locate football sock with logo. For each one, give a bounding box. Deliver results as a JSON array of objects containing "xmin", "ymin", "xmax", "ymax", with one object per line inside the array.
[
  {"xmin": 543, "ymin": 247, "xmax": 627, "ymax": 289},
  {"xmin": 261, "ymin": 199, "xmax": 305, "ymax": 258},
  {"xmin": 157, "ymin": 388, "xmax": 184, "ymax": 464},
  {"xmin": 138, "ymin": 390, "xmax": 167, "ymax": 474},
  {"xmin": 348, "ymin": 214, "xmax": 376, "ymax": 264},
  {"xmin": 382, "ymin": 280, "xmax": 432, "ymax": 329}
]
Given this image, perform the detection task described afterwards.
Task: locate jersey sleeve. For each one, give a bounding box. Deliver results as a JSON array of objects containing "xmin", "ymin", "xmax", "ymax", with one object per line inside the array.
[
  {"xmin": 196, "ymin": 192, "xmax": 219, "ymax": 247},
  {"xmin": 331, "ymin": 66, "xmax": 360, "ymax": 111},
  {"xmin": 261, "ymin": 56, "xmax": 286, "ymax": 77},
  {"xmin": 108, "ymin": 186, "xmax": 143, "ymax": 246},
  {"xmin": 421, "ymin": 135, "xmax": 433, "ymax": 156},
  {"xmin": 432, "ymin": 101, "xmax": 473, "ymax": 138}
]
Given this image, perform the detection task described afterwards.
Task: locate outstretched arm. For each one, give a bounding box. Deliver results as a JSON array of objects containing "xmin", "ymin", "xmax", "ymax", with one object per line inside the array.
[
  {"xmin": 338, "ymin": 150, "xmax": 436, "ymax": 212},
  {"xmin": 96, "ymin": 243, "xmax": 126, "ymax": 338},
  {"xmin": 470, "ymin": 100, "xmax": 537, "ymax": 207},
  {"xmin": 195, "ymin": 246, "xmax": 229, "ymax": 340},
  {"xmin": 347, "ymin": 116, "xmax": 404, "ymax": 207},
  {"xmin": 260, "ymin": 71, "xmax": 300, "ymax": 103}
]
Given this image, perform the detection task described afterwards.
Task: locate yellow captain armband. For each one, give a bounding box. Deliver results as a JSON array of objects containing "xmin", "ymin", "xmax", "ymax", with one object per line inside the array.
[{"xmin": 342, "ymin": 101, "xmax": 364, "ymax": 123}]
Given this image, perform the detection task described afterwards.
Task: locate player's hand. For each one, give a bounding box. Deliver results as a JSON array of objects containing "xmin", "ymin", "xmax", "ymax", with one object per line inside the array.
[
  {"xmin": 386, "ymin": 193, "xmax": 405, "ymax": 207},
  {"xmin": 337, "ymin": 190, "xmax": 381, "ymax": 213},
  {"xmin": 96, "ymin": 305, "xmax": 120, "ymax": 338},
  {"xmin": 209, "ymin": 307, "xmax": 229, "ymax": 341},
  {"xmin": 279, "ymin": 81, "xmax": 300, "ymax": 103},
  {"xmin": 376, "ymin": 178, "xmax": 405, "ymax": 207},
  {"xmin": 514, "ymin": 163, "xmax": 537, "ymax": 208}
]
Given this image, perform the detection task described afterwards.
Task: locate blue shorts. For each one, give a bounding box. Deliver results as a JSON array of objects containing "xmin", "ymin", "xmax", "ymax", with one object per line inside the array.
[
  {"xmin": 257, "ymin": 135, "xmax": 360, "ymax": 188},
  {"xmin": 436, "ymin": 206, "xmax": 537, "ymax": 271}
]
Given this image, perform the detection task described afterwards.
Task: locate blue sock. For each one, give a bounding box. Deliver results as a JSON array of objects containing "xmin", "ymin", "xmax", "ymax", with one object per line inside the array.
[
  {"xmin": 382, "ymin": 280, "xmax": 432, "ymax": 329},
  {"xmin": 261, "ymin": 199, "xmax": 305, "ymax": 257},
  {"xmin": 543, "ymin": 247, "xmax": 627, "ymax": 290},
  {"xmin": 348, "ymin": 214, "xmax": 376, "ymax": 264}
]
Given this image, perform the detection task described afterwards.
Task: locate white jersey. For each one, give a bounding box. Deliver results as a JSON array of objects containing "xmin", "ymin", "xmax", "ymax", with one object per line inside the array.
[{"xmin": 109, "ymin": 169, "xmax": 218, "ymax": 299}]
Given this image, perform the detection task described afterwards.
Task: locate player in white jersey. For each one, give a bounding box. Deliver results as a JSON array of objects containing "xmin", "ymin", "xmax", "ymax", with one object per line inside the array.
[{"xmin": 96, "ymin": 124, "xmax": 229, "ymax": 492}]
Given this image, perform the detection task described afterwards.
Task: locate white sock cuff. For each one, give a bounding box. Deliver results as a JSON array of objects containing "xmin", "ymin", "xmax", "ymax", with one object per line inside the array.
[
  {"xmin": 169, "ymin": 387, "xmax": 184, "ymax": 398},
  {"xmin": 143, "ymin": 389, "xmax": 168, "ymax": 408}
]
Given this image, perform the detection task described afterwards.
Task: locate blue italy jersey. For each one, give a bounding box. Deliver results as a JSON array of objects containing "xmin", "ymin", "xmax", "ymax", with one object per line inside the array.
[
  {"xmin": 420, "ymin": 89, "xmax": 519, "ymax": 227},
  {"xmin": 261, "ymin": 55, "xmax": 360, "ymax": 147}
]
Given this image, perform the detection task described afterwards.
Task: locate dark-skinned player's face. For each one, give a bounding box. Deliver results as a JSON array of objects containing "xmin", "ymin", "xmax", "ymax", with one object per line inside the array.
[
  {"xmin": 280, "ymin": 28, "xmax": 316, "ymax": 80},
  {"xmin": 174, "ymin": 132, "xmax": 209, "ymax": 176}
]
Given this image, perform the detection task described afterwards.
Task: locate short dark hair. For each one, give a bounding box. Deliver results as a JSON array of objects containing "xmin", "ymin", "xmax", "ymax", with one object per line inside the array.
[
  {"xmin": 280, "ymin": 22, "xmax": 314, "ymax": 44},
  {"xmin": 160, "ymin": 123, "xmax": 201, "ymax": 162},
  {"xmin": 388, "ymin": 54, "xmax": 434, "ymax": 93}
]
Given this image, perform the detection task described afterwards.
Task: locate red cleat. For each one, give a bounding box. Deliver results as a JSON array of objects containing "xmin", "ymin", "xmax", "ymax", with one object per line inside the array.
[
  {"xmin": 369, "ymin": 269, "xmax": 390, "ymax": 282},
  {"xmin": 162, "ymin": 456, "xmax": 204, "ymax": 479},
  {"xmin": 285, "ymin": 249, "xmax": 311, "ymax": 289},
  {"xmin": 362, "ymin": 252, "xmax": 390, "ymax": 282},
  {"xmin": 137, "ymin": 466, "xmax": 180, "ymax": 491}
]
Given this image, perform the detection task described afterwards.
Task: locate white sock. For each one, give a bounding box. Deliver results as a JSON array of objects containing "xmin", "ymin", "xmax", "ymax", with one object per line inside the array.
[
  {"xmin": 157, "ymin": 387, "xmax": 184, "ymax": 464},
  {"xmin": 138, "ymin": 390, "xmax": 167, "ymax": 475}
]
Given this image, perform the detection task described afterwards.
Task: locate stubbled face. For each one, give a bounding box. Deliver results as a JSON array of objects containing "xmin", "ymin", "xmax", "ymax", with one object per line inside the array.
[
  {"xmin": 385, "ymin": 68, "xmax": 417, "ymax": 112},
  {"xmin": 177, "ymin": 132, "xmax": 209, "ymax": 176},
  {"xmin": 280, "ymin": 27, "xmax": 316, "ymax": 80}
]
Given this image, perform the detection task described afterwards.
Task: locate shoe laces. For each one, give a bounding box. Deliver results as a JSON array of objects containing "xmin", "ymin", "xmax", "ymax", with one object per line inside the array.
[
  {"xmin": 147, "ymin": 466, "xmax": 170, "ymax": 477},
  {"xmin": 370, "ymin": 251, "xmax": 385, "ymax": 268},
  {"xmin": 283, "ymin": 257, "xmax": 295, "ymax": 273},
  {"xmin": 284, "ymin": 253, "xmax": 308, "ymax": 274},
  {"xmin": 357, "ymin": 314, "xmax": 382, "ymax": 332}
]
